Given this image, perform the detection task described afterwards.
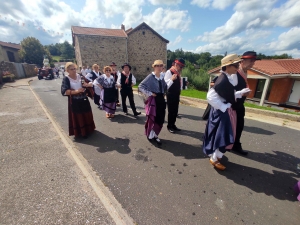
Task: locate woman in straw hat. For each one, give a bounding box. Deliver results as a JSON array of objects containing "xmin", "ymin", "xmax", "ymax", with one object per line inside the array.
[
  {"xmin": 138, "ymin": 60, "xmax": 171, "ymax": 146},
  {"xmin": 96, "ymin": 66, "xmax": 117, "ymax": 118},
  {"xmin": 202, "ymin": 54, "xmax": 251, "ymax": 170},
  {"xmin": 61, "ymin": 62, "xmax": 96, "ymax": 138}
]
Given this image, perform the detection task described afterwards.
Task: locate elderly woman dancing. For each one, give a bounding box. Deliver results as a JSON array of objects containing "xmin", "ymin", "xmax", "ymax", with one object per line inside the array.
[
  {"xmin": 139, "ymin": 60, "xmax": 174, "ymax": 146},
  {"xmin": 203, "ymin": 54, "xmax": 251, "ymax": 170},
  {"xmin": 96, "ymin": 66, "xmax": 117, "ymax": 118},
  {"xmin": 61, "ymin": 62, "xmax": 96, "ymax": 138}
]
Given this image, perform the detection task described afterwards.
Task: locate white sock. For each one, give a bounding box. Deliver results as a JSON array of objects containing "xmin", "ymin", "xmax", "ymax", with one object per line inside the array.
[{"xmin": 215, "ymin": 149, "xmax": 224, "ymax": 159}]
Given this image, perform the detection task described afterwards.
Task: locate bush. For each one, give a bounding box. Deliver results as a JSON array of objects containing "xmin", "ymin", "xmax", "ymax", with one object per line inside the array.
[
  {"xmin": 181, "ymin": 62, "xmax": 209, "ymax": 91},
  {"xmin": 3, "ymin": 74, "xmax": 15, "ymax": 82}
]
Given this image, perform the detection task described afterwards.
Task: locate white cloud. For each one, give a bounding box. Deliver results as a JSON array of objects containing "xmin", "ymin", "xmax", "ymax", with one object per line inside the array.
[
  {"xmin": 191, "ymin": 0, "xmax": 237, "ymax": 10},
  {"xmin": 262, "ymin": 0, "xmax": 300, "ymax": 27},
  {"xmin": 143, "ymin": 8, "xmax": 191, "ymax": 32},
  {"xmin": 148, "ymin": 0, "xmax": 181, "ymax": 5},
  {"xmin": 267, "ymin": 27, "xmax": 300, "ymax": 51},
  {"xmin": 169, "ymin": 35, "xmax": 183, "ymax": 46}
]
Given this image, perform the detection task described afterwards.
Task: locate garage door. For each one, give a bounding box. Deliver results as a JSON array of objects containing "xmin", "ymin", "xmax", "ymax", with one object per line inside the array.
[{"xmin": 289, "ymin": 80, "xmax": 300, "ymax": 103}]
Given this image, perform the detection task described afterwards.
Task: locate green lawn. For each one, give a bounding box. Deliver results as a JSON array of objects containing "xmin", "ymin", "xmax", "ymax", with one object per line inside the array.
[
  {"xmin": 181, "ymin": 89, "xmax": 207, "ymax": 99},
  {"xmin": 52, "ymin": 56, "xmax": 61, "ymax": 61}
]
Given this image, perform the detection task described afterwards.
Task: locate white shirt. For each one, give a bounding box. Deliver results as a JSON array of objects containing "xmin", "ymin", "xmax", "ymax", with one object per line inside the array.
[
  {"xmin": 93, "ymin": 78, "xmax": 102, "ymax": 96},
  {"xmin": 207, "ymin": 72, "xmax": 238, "ymax": 112},
  {"xmin": 117, "ymin": 72, "xmax": 136, "ymax": 86},
  {"xmin": 164, "ymin": 69, "xmax": 182, "ymax": 90},
  {"xmin": 67, "ymin": 74, "xmax": 82, "ymax": 90},
  {"xmin": 81, "ymin": 69, "xmax": 86, "ymax": 76}
]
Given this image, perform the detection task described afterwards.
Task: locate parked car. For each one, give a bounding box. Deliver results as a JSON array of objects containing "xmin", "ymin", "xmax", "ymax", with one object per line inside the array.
[{"xmin": 38, "ymin": 68, "xmax": 54, "ymax": 80}]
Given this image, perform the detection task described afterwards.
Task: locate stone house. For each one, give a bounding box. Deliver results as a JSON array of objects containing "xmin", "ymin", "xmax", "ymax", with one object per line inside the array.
[
  {"xmin": 71, "ymin": 22, "xmax": 169, "ymax": 80},
  {"xmin": 208, "ymin": 59, "xmax": 300, "ymax": 107},
  {"xmin": 0, "ymin": 41, "xmax": 21, "ymax": 63}
]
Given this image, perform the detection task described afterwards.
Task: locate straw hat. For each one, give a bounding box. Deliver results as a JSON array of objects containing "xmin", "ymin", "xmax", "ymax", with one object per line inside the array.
[
  {"xmin": 65, "ymin": 62, "xmax": 77, "ymax": 70},
  {"xmin": 152, "ymin": 60, "xmax": 164, "ymax": 67},
  {"xmin": 221, "ymin": 54, "xmax": 241, "ymax": 67}
]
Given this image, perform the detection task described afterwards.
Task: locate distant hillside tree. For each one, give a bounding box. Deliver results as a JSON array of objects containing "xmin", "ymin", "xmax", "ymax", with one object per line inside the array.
[
  {"xmin": 60, "ymin": 41, "xmax": 74, "ymax": 59},
  {"xmin": 19, "ymin": 37, "xmax": 52, "ymax": 66}
]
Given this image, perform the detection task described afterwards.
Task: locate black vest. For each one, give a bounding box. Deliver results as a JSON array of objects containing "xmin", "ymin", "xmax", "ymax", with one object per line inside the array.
[
  {"xmin": 167, "ymin": 70, "xmax": 181, "ymax": 95},
  {"xmin": 91, "ymin": 71, "xmax": 101, "ymax": 81},
  {"xmin": 120, "ymin": 73, "xmax": 132, "ymax": 89},
  {"xmin": 235, "ymin": 72, "xmax": 247, "ymax": 107}
]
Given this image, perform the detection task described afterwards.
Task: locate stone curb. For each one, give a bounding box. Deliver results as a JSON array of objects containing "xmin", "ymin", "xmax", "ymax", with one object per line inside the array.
[{"xmin": 133, "ymin": 87, "xmax": 300, "ymax": 122}]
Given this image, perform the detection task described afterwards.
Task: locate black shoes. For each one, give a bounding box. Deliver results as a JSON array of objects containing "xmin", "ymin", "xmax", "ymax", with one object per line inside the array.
[
  {"xmin": 134, "ymin": 111, "xmax": 141, "ymax": 116},
  {"xmin": 173, "ymin": 125, "xmax": 181, "ymax": 131},
  {"xmin": 232, "ymin": 145, "xmax": 248, "ymax": 155},
  {"xmin": 167, "ymin": 125, "xmax": 181, "ymax": 133},
  {"xmin": 148, "ymin": 137, "xmax": 162, "ymax": 146}
]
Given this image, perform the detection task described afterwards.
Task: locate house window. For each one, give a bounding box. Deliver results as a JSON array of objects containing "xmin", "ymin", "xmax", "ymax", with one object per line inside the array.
[
  {"xmin": 7, "ymin": 51, "xmax": 15, "ymax": 62},
  {"xmin": 147, "ymin": 67, "xmax": 150, "ymax": 71},
  {"xmin": 254, "ymin": 79, "xmax": 274, "ymax": 100},
  {"xmin": 254, "ymin": 79, "xmax": 265, "ymax": 99},
  {"xmin": 142, "ymin": 31, "xmax": 145, "ymax": 35}
]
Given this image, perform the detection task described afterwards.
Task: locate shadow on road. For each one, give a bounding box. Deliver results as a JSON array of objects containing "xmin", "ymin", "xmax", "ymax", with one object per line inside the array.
[
  {"xmin": 217, "ymin": 161, "xmax": 298, "ymax": 201},
  {"xmin": 244, "ymin": 126, "xmax": 276, "ymax": 135},
  {"xmin": 172, "ymin": 129, "xmax": 204, "ymax": 140},
  {"xmin": 76, "ymin": 130, "xmax": 132, "ymax": 154},
  {"xmin": 160, "ymin": 139, "xmax": 205, "ymax": 159},
  {"xmin": 110, "ymin": 114, "xmax": 145, "ymax": 125},
  {"xmin": 175, "ymin": 113, "xmax": 203, "ymax": 121},
  {"xmin": 234, "ymin": 150, "xmax": 300, "ymax": 173}
]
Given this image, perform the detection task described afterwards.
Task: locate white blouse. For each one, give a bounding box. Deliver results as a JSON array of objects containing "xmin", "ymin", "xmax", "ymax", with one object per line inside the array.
[
  {"xmin": 207, "ymin": 72, "xmax": 238, "ymax": 113},
  {"xmin": 68, "ymin": 74, "xmax": 82, "ymax": 90}
]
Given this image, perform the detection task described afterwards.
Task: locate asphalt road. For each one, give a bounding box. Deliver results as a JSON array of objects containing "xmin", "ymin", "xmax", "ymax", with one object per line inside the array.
[{"xmin": 31, "ymin": 77, "xmax": 300, "ymax": 225}]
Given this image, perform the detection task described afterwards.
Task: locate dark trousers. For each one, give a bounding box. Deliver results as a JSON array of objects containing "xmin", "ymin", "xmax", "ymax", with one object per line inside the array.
[
  {"xmin": 115, "ymin": 89, "xmax": 119, "ymax": 103},
  {"xmin": 167, "ymin": 92, "xmax": 180, "ymax": 128},
  {"xmin": 121, "ymin": 89, "xmax": 137, "ymax": 113},
  {"xmin": 234, "ymin": 105, "xmax": 245, "ymax": 147},
  {"xmin": 94, "ymin": 93, "xmax": 100, "ymax": 106}
]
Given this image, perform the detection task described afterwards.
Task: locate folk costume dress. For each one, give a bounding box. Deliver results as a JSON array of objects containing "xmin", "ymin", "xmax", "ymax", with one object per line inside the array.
[
  {"xmin": 139, "ymin": 73, "xmax": 168, "ymax": 139},
  {"xmin": 97, "ymin": 74, "xmax": 117, "ymax": 115},
  {"xmin": 61, "ymin": 74, "xmax": 95, "ymax": 137},
  {"xmin": 202, "ymin": 72, "xmax": 239, "ymax": 160}
]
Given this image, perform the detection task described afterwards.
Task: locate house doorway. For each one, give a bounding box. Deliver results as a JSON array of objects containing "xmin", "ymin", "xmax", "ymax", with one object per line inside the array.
[{"xmin": 288, "ymin": 80, "xmax": 300, "ymax": 103}]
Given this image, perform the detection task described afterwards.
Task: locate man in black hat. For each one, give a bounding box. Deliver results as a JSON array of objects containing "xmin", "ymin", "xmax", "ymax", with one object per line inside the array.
[
  {"xmin": 117, "ymin": 63, "xmax": 141, "ymax": 116},
  {"xmin": 232, "ymin": 51, "xmax": 259, "ymax": 155},
  {"xmin": 164, "ymin": 58, "xmax": 185, "ymax": 133}
]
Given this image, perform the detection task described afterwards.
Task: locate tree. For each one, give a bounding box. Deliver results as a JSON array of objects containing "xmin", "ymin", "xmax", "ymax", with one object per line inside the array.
[
  {"xmin": 60, "ymin": 41, "xmax": 74, "ymax": 59},
  {"xmin": 19, "ymin": 37, "xmax": 48, "ymax": 66}
]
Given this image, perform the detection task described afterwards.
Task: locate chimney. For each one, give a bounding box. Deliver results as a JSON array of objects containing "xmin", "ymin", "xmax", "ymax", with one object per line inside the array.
[{"xmin": 121, "ymin": 24, "xmax": 125, "ymax": 30}]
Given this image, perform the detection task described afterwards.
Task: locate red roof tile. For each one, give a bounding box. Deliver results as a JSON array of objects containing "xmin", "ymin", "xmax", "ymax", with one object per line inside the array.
[
  {"xmin": 208, "ymin": 59, "xmax": 300, "ymax": 76},
  {"xmin": 71, "ymin": 26, "xmax": 127, "ymax": 38},
  {"xmin": 0, "ymin": 41, "xmax": 21, "ymax": 50},
  {"xmin": 252, "ymin": 60, "xmax": 290, "ymax": 75},
  {"xmin": 273, "ymin": 59, "xmax": 300, "ymax": 74}
]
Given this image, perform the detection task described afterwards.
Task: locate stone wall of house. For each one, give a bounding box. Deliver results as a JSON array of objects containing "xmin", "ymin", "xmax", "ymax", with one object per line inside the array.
[
  {"xmin": 22, "ymin": 63, "xmax": 37, "ymax": 77},
  {"xmin": 74, "ymin": 36, "xmax": 82, "ymax": 68},
  {"xmin": 75, "ymin": 35, "xmax": 127, "ymax": 72},
  {"xmin": 127, "ymin": 26, "xmax": 167, "ymax": 81},
  {"xmin": 0, "ymin": 46, "xmax": 20, "ymax": 62}
]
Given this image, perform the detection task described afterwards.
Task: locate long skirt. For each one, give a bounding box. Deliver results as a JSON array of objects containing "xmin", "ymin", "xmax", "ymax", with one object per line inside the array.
[
  {"xmin": 68, "ymin": 97, "xmax": 95, "ymax": 137},
  {"xmin": 145, "ymin": 94, "xmax": 166, "ymax": 137},
  {"xmin": 101, "ymin": 88, "xmax": 116, "ymax": 114},
  {"xmin": 202, "ymin": 107, "xmax": 236, "ymax": 155}
]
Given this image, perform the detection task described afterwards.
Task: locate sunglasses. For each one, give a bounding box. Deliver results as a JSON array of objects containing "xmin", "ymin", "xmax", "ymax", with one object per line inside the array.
[
  {"xmin": 105, "ymin": 70, "xmax": 111, "ymax": 72},
  {"xmin": 155, "ymin": 64, "xmax": 164, "ymax": 67},
  {"xmin": 231, "ymin": 63, "xmax": 239, "ymax": 68},
  {"xmin": 69, "ymin": 68, "xmax": 76, "ymax": 71}
]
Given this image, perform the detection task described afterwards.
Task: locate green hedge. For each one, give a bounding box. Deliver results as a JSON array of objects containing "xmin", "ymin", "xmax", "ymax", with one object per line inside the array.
[{"xmin": 3, "ymin": 74, "xmax": 15, "ymax": 82}]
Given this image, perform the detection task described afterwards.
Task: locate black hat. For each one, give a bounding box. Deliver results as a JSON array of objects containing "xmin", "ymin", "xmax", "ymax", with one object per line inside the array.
[
  {"xmin": 241, "ymin": 51, "xmax": 261, "ymax": 60},
  {"xmin": 121, "ymin": 63, "xmax": 131, "ymax": 70},
  {"xmin": 110, "ymin": 62, "xmax": 117, "ymax": 66},
  {"xmin": 174, "ymin": 58, "xmax": 185, "ymax": 67}
]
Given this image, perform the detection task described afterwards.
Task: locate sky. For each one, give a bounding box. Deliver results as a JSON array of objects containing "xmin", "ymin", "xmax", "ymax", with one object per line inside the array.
[{"xmin": 0, "ymin": 0, "xmax": 299, "ymax": 57}]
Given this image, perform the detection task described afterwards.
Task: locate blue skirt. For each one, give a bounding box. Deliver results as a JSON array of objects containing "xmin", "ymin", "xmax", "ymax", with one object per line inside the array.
[{"xmin": 202, "ymin": 107, "xmax": 234, "ymax": 155}]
